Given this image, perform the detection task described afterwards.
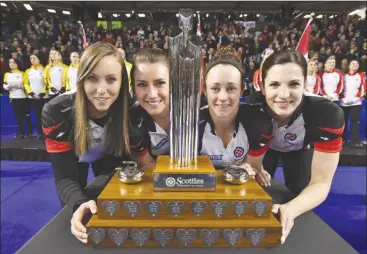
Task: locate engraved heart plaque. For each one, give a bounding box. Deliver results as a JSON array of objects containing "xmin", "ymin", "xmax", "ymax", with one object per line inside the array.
[
  {"xmin": 144, "ymin": 201, "xmax": 162, "ymax": 217},
  {"xmin": 167, "ymin": 201, "xmax": 184, "ymax": 217},
  {"xmin": 189, "ymin": 201, "xmax": 207, "ymax": 217},
  {"xmin": 131, "ymin": 229, "xmax": 150, "ymax": 246},
  {"xmin": 251, "ymin": 200, "xmax": 268, "ymax": 216},
  {"xmin": 153, "ymin": 229, "xmax": 173, "ymax": 246},
  {"xmin": 101, "ymin": 201, "xmax": 120, "ymax": 216},
  {"xmin": 123, "ymin": 201, "xmax": 141, "ymax": 217},
  {"xmin": 200, "ymin": 229, "xmax": 219, "ymax": 246},
  {"xmin": 176, "ymin": 229, "xmax": 196, "ymax": 246},
  {"xmin": 210, "ymin": 201, "xmax": 228, "ymax": 217},
  {"xmin": 88, "ymin": 228, "xmax": 106, "ymax": 245},
  {"xmin": 223, "ymin": 229, "xmax": 243, "ymax": 246},
  {"xmin": 245, "ymin": 229, "xmax": 266, "ymax": 246},
  {"xmin": 232, "ymin": 201, "xmax": 248, "ymax": 217},
  {"xmin": 108, "ymin": 229, "xmax": 128, "ymax": 246}
]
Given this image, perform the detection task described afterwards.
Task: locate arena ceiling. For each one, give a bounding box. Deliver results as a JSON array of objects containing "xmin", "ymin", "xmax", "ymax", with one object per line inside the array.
[{"xmin": 8, "ymin": 1, "xmax": 366, "ymax": 14}]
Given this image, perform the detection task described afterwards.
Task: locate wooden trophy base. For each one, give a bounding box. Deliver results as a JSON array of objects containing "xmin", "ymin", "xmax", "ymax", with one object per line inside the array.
[
  {"xmin": 152, "ymin": 155, "xmax": 217, "ymax": 192},
  {"xmin": 97, "ymin": 170, "xmax": 273, "ymax": 220},
  {"xmin": 86, "ymin": 214, "xmax": 281, "ymax": 248}
]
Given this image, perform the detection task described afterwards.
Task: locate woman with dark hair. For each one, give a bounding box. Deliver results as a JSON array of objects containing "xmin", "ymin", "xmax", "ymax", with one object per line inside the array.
[
  {"xmin": 41, "ymin": 42, "xmax": 131, "ymax": 243},
  {"xmin": 129, "ymin": 48, "xmax": 170, "ymax": 170},
  {"xmin": 199, "ymin": 46, "xmax": 273, "ymax": 177},
  {"xmin": 247, "ymin": 50, "xmax": 344, "ymax": 244},
  {"xmin": 3, "ymin": 58, "xmax": 33, "ymax": 138}
]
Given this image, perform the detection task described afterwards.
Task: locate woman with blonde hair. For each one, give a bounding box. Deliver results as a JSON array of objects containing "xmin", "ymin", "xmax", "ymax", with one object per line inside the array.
[
  {"xmin": 41, "ymin": 42, "xmax": 131, "ymax": 243},
  {"xmin": 306, "ymin": 59, "xmax": 321, "ymax": 95},
  {"xmin": 23, "ymin": 54, "xmax": 49, "ymax": 139},
  {"xmin": 63, "ymin": 52, "xmax": 80, "ymax": 91},
  {"xmin": 44, "ymin": 49, "xmax": 68, "ymax": 97}
]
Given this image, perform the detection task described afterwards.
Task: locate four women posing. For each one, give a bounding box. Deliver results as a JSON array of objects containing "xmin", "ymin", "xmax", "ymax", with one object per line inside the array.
[{"xmin": 41, "ymin": 43, "xmax": 345, "ymax": 245}]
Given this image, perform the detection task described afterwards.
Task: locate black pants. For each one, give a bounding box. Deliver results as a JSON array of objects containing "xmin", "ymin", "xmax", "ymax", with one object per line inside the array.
[
  {"xmin": 263, "ymin": 148, "xmax": 313, "ymax": 195},
  {"xmin": 341, "ymin": 105, "xmax": 362, "ymax": 144},
  {"xmin": 59, "ymin": 155, "xmax": 128, "ymax": 207},
  {"xmin": 30, "ymin": 99, "xmax": 47, "ymax": 135},
  {"xmin": 10, "ymin": 98, "xmax": 33, "ymax": 135}
]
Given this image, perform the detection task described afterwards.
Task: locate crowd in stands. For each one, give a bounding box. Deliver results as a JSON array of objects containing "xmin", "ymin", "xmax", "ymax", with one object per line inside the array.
[{"xmin": 1, "ymin": 9, "xmax": 366, "ymax": 145}]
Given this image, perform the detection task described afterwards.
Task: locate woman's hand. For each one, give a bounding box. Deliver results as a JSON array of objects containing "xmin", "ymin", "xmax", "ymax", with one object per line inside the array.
[
  {"xmin": 70, "ymin": 200, "xmax": 97, "ymax": 244},
  {"xmin": 272, "ymin": 203, "xmax": 295, "ymax": 244},
  {"xmin": 254, "ymin": 169, "xmax": 271, "ymax": 187},
  {"xmin": 239, "ymin": 162, "xmax": 257, "ymax": 176}
]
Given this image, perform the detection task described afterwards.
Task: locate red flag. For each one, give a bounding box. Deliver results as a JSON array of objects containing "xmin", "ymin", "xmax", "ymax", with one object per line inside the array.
[
  {"xmin": 80, "ymin": 23, "xmax": 89, "ymax": 50},
  {"xmin": 196, "ymin": 13, "xmax": 201, "ymax": 37},
  {"xmin": 296, "ymin": 18, "xmax": 312, "ymax": 60}
]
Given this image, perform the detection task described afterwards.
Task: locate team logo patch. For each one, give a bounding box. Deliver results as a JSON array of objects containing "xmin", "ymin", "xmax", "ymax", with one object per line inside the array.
[
  {"xmin": 284, "ymin": 133, "xmax": 297, "ymax": 141},
  {"xmin": 234, "ymin": 147, "xmax": 245, "ymax": 158}
]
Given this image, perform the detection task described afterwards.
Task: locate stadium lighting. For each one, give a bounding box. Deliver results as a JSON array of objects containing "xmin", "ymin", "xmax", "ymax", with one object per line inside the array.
[
  {"xmin": 138, "ymin": 13, "xmax": 145, "ymax": 17},
  {"xmin": 316, "ymin": 14, "xmax": 323, "ymax": 19},
  {"xmin": 47, "ymin": 9, "xmax": 56, "ymax": 13},
  {"xmin": 78, "ymin": 21, "xmax": 82, "ymax": 24},
  {"xmin": 113, "ymin": 14, "xmax": 120, "ymax": 17},
  {"xmin": 303, "ymin": 14, "xmax": 311, "ymax": 19},
  {"xmin": 125, "ymin": 13, "xmax": 131, "ymax": 17},
  {"xmin": 98, "ymin": 12, "xmax": 102, "ymax": 18},
  {"xmin": 329, "ymin": 15, "xmax": 334, "ymax": 18},
  {"xmin": 62, "ymin": 11, "xmax": 71, "ymax": 15},
  {"xmin": 176, "ymin": 13, "xmax": 179, "ymax": 17},
  {"xmin": 348, "ymin": 9, "xmax": 360, "ymax": 16},
  {"xmin": 256, "ymin": 14, "xmax": 260, "ymax": 17},
  {"xmin": 228, "ymin": 15, "xmax": 231, "ymax": 19},
  {"xmin": 1, "ymin": 3, "xmax": 7, "ymax": 7},
  {"xmin": 24, "ymin": 4, "xmax": 32, "ymax": 11},
  {"xmin": 244, "ymin": 14, "xmax": 247, "ymax": 17},
  {"xmin": 239, "ymin": 14, "xmax": 243, "ymax": 18},
  {"xmin": 206, "ymin": 14, "xmax": 209, "ymax": 17}
]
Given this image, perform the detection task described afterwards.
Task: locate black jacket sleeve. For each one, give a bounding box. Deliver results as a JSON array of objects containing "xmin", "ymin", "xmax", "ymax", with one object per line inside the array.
[{"xmin": 42, "ymin": 97, "xmax": 90, "ymax": 211}]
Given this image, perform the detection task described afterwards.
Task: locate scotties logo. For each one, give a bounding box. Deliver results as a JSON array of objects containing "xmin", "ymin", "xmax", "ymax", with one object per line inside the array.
[
  {"xmin": 234, "ymin": 147, "xmax": 245, "ymax": 158},
  {"xmin": 284, "ymin": 133, "xmax": 297, "ymax": 141},
  {"xmin": 209, "ymin": 155, "xmax": 223, "ymax": 160},
  {"xmin": 155, "ymin": 137, "xmax": 169, "ymax": 149}
]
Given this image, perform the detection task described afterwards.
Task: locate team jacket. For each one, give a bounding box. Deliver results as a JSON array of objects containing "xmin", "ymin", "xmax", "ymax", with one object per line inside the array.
[
  {"xmin": 63, "ymin": 63, "xmax": 79, "ymax": 91},
  {"xmin": 3, "ymin": 70, "xmax": 27, "ymax": 99},
  {"xmin": 253, "ymin": 69, "xmax": 262, "ymax": 91},
  {"xmin": 306, "ymin": 74, "xmax": 321, "ymax": 95},
  {"xmin": 320, "ymin": 69, "xmax": 344, "ymax": 101},
  {"xmin": 129, "ymin": 105, "xmax": 169, "ymax": 158},
  {"xmin": 44, "ymin": 62, "xmax": 68, "ymax": 94},
  {"xmin": 339, "ymin": 72, "xmax": 366, "ymax": 107},
  {"xmin": 246, "ymin": 92, "xmax": 345, "ymax": 153},
  {"xmin": 23, "ymin": 65, "xmax": 49, "ymax": 99},
  {"xmin": 198, "ymin": 104, "xmax": 273, "ymax": 169}
]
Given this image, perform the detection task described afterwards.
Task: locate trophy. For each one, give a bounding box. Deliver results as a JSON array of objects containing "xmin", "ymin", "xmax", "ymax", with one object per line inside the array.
[
  {"xmin": 86, "ymin": 9, "xmax": 281, "ymax": 248},
  {"xmin": 152, "ymin": 8, "xmax": 216, "ymax": 192}
]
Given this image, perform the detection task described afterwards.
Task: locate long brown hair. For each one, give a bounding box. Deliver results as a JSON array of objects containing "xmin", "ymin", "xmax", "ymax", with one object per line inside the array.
[
  {"xmin": 74, "ymin": 42, "xmax": 131, "ymax": 157},
  {"xmin": 130, "ymin": 48, "xmax": 169, "ymax": 94}
]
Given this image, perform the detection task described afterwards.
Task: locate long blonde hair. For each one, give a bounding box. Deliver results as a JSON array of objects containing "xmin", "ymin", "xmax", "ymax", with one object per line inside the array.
[
  {"xmin": 74, "ymin": 42, "xmax": 131, "ymax": 157},
  {"xmin": 48, "ymin": 50, "xmax": 62, "ymax": 66}
]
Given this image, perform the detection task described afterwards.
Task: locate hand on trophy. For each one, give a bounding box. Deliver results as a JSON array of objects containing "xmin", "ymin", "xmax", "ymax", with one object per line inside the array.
[
  {"xmin": 271, "ymin": 203, "xmax": 295, "ymax": 244},
  {"xmin": 254, "ymin": 169, "xmax": 271, "ymax": 187},
  {"xmin": 71, "ymin": 200, "xmax": 98, "ymax": 244}
]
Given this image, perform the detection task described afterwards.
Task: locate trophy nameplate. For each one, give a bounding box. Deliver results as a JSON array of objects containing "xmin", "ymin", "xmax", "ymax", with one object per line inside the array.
[{"xmin": 153, "ymin": 156, "xmax": 217, "ymax": 192}]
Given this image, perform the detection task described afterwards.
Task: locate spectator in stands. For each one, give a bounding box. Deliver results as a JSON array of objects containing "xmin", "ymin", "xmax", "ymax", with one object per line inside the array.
[
  {"xmin": 23, "ymin": 54, "xmax": 48, "ymax": 139},
  {"xmin": 320, "ymin": 56, "xmax": 344, "ymax": 102},
  {"xmin": 42, "ymin": 43, "xmax": 131, "ymax": 243},
  {"xmin": 3, "ymin": 58, "xmax": 33, "ymax": 139}
]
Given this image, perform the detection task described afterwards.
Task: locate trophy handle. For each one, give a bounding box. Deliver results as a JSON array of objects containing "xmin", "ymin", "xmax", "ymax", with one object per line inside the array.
[{"xmin": 123, "ymin": 161, "xmax": 138, "ymax": 169}]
